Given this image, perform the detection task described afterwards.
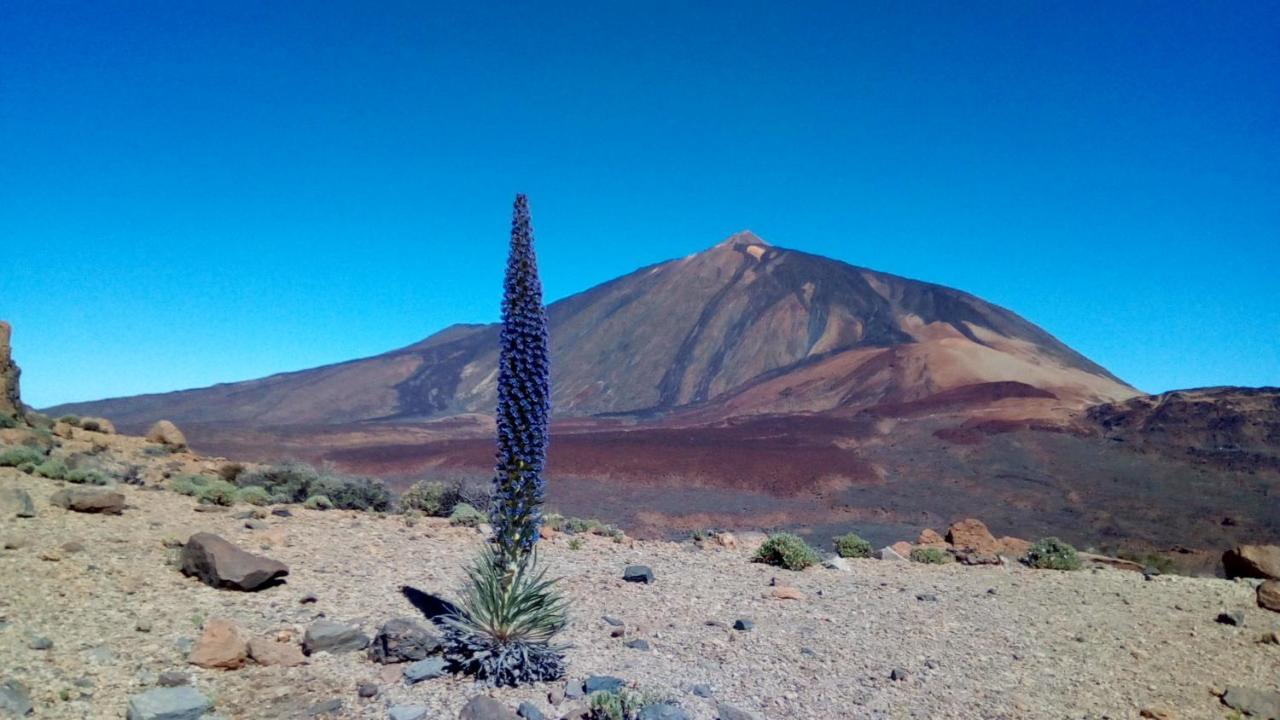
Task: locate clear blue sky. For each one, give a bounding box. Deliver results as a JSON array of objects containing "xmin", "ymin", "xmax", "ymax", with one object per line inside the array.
[{"xmin": 3, "ymin": 1, "xmax": 1278, "ymax": 407}]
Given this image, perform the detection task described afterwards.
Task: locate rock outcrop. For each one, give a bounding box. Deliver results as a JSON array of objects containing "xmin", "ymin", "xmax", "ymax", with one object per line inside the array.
[
  {"xmin": 49, "ymin": 487, "xmax": 125, "ymax": 515},
  {"xmin": 946, "ymin": 519, "xmax": 1000, "ymax": 555},
  {"xmin": 180, "ymin": 532, "xmax": 289, "ymax": 591},
  {"xmin": 0, "ymin": 321, "xmax": 25, "ymax": 424},
  {"xmin": 1223, "ymin": 545, "xmax": 1280, "ymax": 580},
  {"xmin": 146, "ymin": 420, "xmax": 188, "ymax": 450}
]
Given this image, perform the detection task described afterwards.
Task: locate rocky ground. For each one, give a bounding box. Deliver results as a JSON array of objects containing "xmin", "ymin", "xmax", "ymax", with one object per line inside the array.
[{"xmin": 2, "ymin": 457, "xmax": 1280, "ymax": 720}]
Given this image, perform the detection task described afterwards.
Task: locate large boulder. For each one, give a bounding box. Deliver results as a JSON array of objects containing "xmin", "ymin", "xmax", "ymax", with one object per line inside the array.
[
  {"xmin": 1259, "ymin": 580, "xmax": 1280, "ymax": 613},
  {"xmin": 180, "ymin": 532, "xmax": 288, "ymax": 591},
  {"xmin": 368, "ymin": 617, "xmax": 442, "ymax": 664},
  {"xmin": 917, "ymin": 528, "xmax": 947, "ymax": 547},
  {"xmin": 125, "ymin": 686, "xmax": 211, "ymax": 720},
  {"xmin": 1223, "ymin": 545, "xmax": 1280, "ymax": 580},
  {"xmin": 0, "ymin": 321, "xmax": 24, "ymax": 424},
  {"xmin": 188, "ymin": 618, "xmax": 249, "ymax": 669},
  {"xmin": 49, "ymin": 487, "xmax": 125, "ymax": 515},
  {"xmin": 79, "ymin": 417, "xmax": 115, "ymax": 434},
  {"xmin": 145, "ymin": 420, "xmax": 188, "ymax": 450},
  {"xmin": 945, "ymin": 519, "xmax": 1000, "ymax": 554}
]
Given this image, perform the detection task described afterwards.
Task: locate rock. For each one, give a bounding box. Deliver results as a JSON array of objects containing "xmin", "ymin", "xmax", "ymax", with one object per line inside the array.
[
  {"xmin": 998, "ymin": 536, "xmax": 1032, "ymax": 557},
  {"xmin": 2, "ymin": 488, "xmax": 35, "ymax": 519},
  {"xmin": 692, "ymin": 684, "xmax": 713, "ymax": 698},
  {"xmin": 459, "ymin": 695, "xmax": 519, "ymax": 720},
  {"xmin": 638, "ymin": 705, "xmax": 689, "ymax": 720},
  {"xmin": 248, "ymin": 637, "xmax": 307, "ymax": 667},
  {"xmin": 0, "ymin": 322, "xmax": 24, "ymax": 424},
  {"xmin": 145, "ymin": 420, "xmax": 188, "ymax": 450},
  {"xmin": 157, "ymin": 672, "xmax": 190, "ymax": 687},
  {"xmin": 716, "ymin": 705, "xmax": 761, "ymax": 720},
  {"xmin": 307, "ymin": 699, "xmax": 343, "ymax": 716},
  {"xmin": 584, "ymin": 676, "xmax": 625, "ymax": 694},
  {"xmin": 389, "ymin": 706, "xmax": 429, "ymax": 720},
  {"xmin": 1078, "ymin": 552, "xmax": 1145, "ymax": 573},
  {"xmin": 823, "ymin": 556, "xmax": 851, "ymax": 571},
  {"xmin": 61, "ymin": 540, "xmax": 85, "ymax": 554},
  {"xmin": 714, "ymin": 532, "xmax": 738, "ymax": 549},
  {"xmin": 916, "ymin": 593, "xmax": 938, "ymax": 602},
  {"xmin": 877, "ymin": 545, "xmax": 908, "ymax": 561},
  {"xmin": 357, "ymin": 683, "xmax": 378, "ymax": 698},
  {"xmin": 27, "ymin": 636, "xmax": 51, "ymax": 650},
  {"xmin": 80, "ymin": 417, "xmax": 115, "ymax": 433},
  {"xmin": 304, "ymin": 620, "xmax": 369, "ymax": 655},
  {"xmin": 180, "ymin": 532, "xmax": 289, "ymax": 591},
  {"xmin": 917, "ymin": 528, "xmax": 946, "ymax": 547},
  {"xmin": 602, "ymin": 615, "xmax": 624, "ymax": 627},
  {"xmin": 403, "ymin": 656, "xmax": 447, "ymax": 683},
  {"xmin": 300, "ymin": 593, "xmax": 318, "ymax": 604},
  {"xmin": 624, "ymin": 638, "xmax": 650, "ymax": 650},
  {"xmin": 87, "ymin": 644, "xmax": 116, "ymax": 664},
  {"xmin": 272, "ymin": 508, "xmax": 292, "ymax": 517},
  {"xmin": 1215, "ymin": 611, "xmax": 1245, "ymax": 627},
  {"xmin": 136, "ymin": 619, "xmax": 153, "ymax": 633},
  {"xmin": 1259, "ymin": 580, "xmax": 1280, "ymax": 612},
  {"xmin": 1221, "ymin": 686, "xmax": 1280, "ymax": 718},
  {"xmin": 368, "ymin": 617, "xmax": 441, "ymax": 663},
  {"xmin": 957, "ymin": 551, "xmax": 1001, "ymax": 566},
  {"xmin": 1224, "ymin": 545, "xmax": 1280, "ymax": 580},
  {"xmin": 564, "ymin": 679, "xmax": 585, "ymax": 699},
  {"xmin": 890, "ymin": 667, "xmax": 909, "ymax": 681},
  {"xmin": 0, "ymin": 679, "xmax": 33, "ymax": 717},
  {"xmin": 623, "ymin": 565, "xmax": 654, "ymax": 584},
  {"xmin": 244, "ymin": 519, "xmax": 267, "ymax": 530},
  {"xmin": 770, "ymin": 585, "xmax": 804, "ymax": 600},
  {"xmin": 945, "ymin": 518, "xmax": 1000, "ymax": 554},
  {"xmin": 125, "ymin": 686, "xmax": 212, "ymax": 720},
  {"xmin": 49, "ymin": 487, "xmax": 125, "ymax": 514},
  {"xmin": 1139, "ymin": 708, "xmax": 1175, "ymax": 719},
  {"xmin": 517, "ymin": 702, "xmax": 546, "ymax": 720},
  {"xmin": 188, "ymin": 618, "xmax": 249, "ymax": 669},
  {"xmin": 733, "ymin": 619, "xmax": 754, "ymax": 631}
]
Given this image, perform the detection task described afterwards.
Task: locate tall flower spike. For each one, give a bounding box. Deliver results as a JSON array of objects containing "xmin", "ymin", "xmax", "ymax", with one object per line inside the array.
[{"xmin": 490, "ymin": 194, "xmax": 551, "ymax": 569}]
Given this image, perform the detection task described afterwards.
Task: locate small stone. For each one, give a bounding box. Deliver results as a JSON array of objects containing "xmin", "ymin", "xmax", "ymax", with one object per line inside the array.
[
  {"xmin": 564, "ymin": 679, "xmax": 585, "ymax": 699},
  {"xmin": 188, "ymin": 618, "xmax": 249, "ymax": 670},
  {"xmin": 692, "ymin": 684, "xmax": 713, "ymax": 698},
  {"xmin": 27, "ymin": 636, "xmax": 52, "ymax": 650},
  {"xmin": 916, "ymin": 593, "xmax": 938, "ymax": 602},
  {"xmin": 986, "ymin": 588, "xmax": 998, "ymax": 595},
  {"xmin": 624, "ymin": 638, "xmax": 650, "ymax": 650},
  {"xmin": 924, "ymin": 659, "xmax": 941, "ymax": 670},
  {"xmin": 389, "ymin": 706, "xmax": 429, "ymax": 720},
  {"xmin": 602, "ymin": 615, "xmax": 624, "ymax": 627},
  {"xmin": 732, "ymin": 619, "xmax": 754, "ymax": 631},
  {"xmin": 770, "ymin": 585, "xmax": 804, "ymax": 600},
  {"xmin": 125, "ymin": 686, "xmax": 212, "ymax": 720},
  {"xmin": 459, "ymin": 695, "xmax": 519, "ymax": 720},
  {"xmin": 368, "ymin": 617, "xmax": 441, "ymax": 664},
  {"xmin": 303, "ymin": 620, "xmax": 369, "ymax": 655},
  {"xmin": 86, "ymin": 644, "xmax": 115, "ymax": 664},
  {"xmin": 584, "ymin": 676, "xmax": 625, "ymax": 695},
  {"xmin": 357, "ymin": 682, "xmax": 378, "ymax": 698},
  {"xmin": 547, "ymin": 688, "xmax": 565, "ymax": 706},
  {"xmin": 1215, "ymin": 611, "xmax": 1245, "ymax": 627},
  {"xmin": 402, "ymin": 656, "xmax": 447, "ymax": 684},
  {"xmin": 716, "ymin": 705, "xmax": 761, "ymax": 720},
  {"xmin": 1139, "ymin": 708, "xmax": 1175, "ymax": 719},
  {"xmin": 1221, "ymin": 686, "xmax": 1280, "ymax": 718},
  {"xmin": 272, "ymin": 507, "xmax": 292, "ymax": 517},
  {"xmin": 136, "ymin": 619, "xmax": 153, "ymax": 633},
  {"xmin": 157, "ymin": 672, "xmax": 190, "ymax": 687},
  {"xmin": 823, "ymin": 556, "xmax": 851, "ymax": 572},
  {"xmin": 876, "ymin": 545, "xmax": 908, "ymax": 561},
  {"xmin": 4, "ymin": 488, "xmax": 36, "ymax": 519},
  {"xmin": 0, "ymin": 679, "xmax": 33, "ymax": 717},
  {"xmin": 307, "ymin": 698, "xmax": 343, "ymax": 716},
  {"xmin": 248, "ymin": 637, "xmax": 307, "ymax": 667},
  {"xmin": 39, "ymin": 549, "xmax": 61, "ymax": 562},
  {"xmin": 61, "ymin": 540, "xmax": 86, "ymax": 554},
  {"xmin": 300, "ymin": 593, "xmax": 318, "ymax": 604},
  {"xmin": 623, "ymin": 565, "xmax": 654, "ymax": 584},
  {"xmin": 244, "ymin": 519, "xmax": 267, "ymax": 530},
  {"xmin": 517, "ymin": 702, "xmax": 546, "ymax": 720},
  {"xmin": 890, "ymin": 668, "xmax": 909, "ymax": 681},
  {"xmin": 638, "ymin": 704, "xmax": 690, "ymax": 720}
]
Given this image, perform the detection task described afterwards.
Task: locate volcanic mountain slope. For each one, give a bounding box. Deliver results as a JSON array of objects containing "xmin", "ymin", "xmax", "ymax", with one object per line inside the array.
[{"xmin": 50, "ymin": 232, "xmax": 1137, "ymax": 429}]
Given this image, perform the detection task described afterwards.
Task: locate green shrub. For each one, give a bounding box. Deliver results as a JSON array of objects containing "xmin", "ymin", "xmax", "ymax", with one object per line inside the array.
[
  {"xmin": 33, "ymin": 458, "xmax": 69, "ymax": 480},
  {"xmin": 399, "ymin": 480, "xmax": 448, "ymax": 515},
  {"xmin": 910, "ymin": 547, "xmax": 952, "ymax": 564},
  {"xmin": 449, "ymin": 502, "xmax": 486, "ymax": 527},
  {"xmin": 1024, "ymin": 537, "xmax": 1081, "ymax": 571},
  {"xmin": 56, "ymin": 415, "xmax": 81, "ymax": 427},
  {"xmin": 752, "ymin": 532, "xmax": 822, "ymax": 571},
  {"xmin": 542, "ymin": 512, "xmax": 565, "ymax": 531},
  {"xmin": 587, "ymin": 689, "xmax": 672, "ymax": 720},
  {"xmin": 217, "ymin": 462, "xmax": 245, "ymax": 483},
  {"xmin": 567, "ymin": 537, "xmax": 585, "ymax": 551},
  {"xmin": 304, "ymin": 494, "xmax": 334, "ymax": 511},
  {"xmin": 196, "ymin": 479, "xmax": 237, "ymax": 506},
  {"xmin": 833, "ymin": 532, "xmax": 872, "ymax": 559},
  {"xmin": 0, "ymin": 414, "xmax": 18, "ymax": 429},
  {"xmin": 564, "ymin": 516, "xmax": 599, "ymax": 534},
  {"xmin": 0, "ymin": 446, "xmax": 45, "ymax": 467},
  {"xmin": 25, "ymin": 412, "xmax": 54, "ymax": 430},
  {"xmin": 65, "ymin": 467, "xmax": 108, "ymax": 485},
  {"xmin": 234, "ymin": 485, "xmax": 271, "ymax": 506},
  {"xmin": 79, "ymin": 419, "xmax": 102, "ymax": 432},
  {"xmin": 168, "ymin": 474, "xmax": 210, "ymax": 497},
  {"xmin": 17, "ymin": 461, "xmax": 37, "ymax": 474},
  {"xmin": 143, "ymin": 445, "xmax": 175, "ymax": 457},
  {"xmin": 235, "ymin": 462, "xmax": 390, "ymax": 511}
]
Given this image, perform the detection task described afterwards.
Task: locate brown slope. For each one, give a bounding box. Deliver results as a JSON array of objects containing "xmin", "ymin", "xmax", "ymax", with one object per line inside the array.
[{"xmin": 47, "ymin": 231, "xmax": 1136, "ymax": 429}]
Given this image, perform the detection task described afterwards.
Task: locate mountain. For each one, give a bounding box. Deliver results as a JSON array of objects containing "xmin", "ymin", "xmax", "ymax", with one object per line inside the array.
[{"xmin": 49, "ymin": 232, "xmax": 1137, "ymax": 429}]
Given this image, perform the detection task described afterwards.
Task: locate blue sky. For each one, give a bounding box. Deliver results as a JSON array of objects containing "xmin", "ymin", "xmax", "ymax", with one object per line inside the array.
[{"xmin": 2, "ymin": 1, "xmax": 1278, "ymax": 407}]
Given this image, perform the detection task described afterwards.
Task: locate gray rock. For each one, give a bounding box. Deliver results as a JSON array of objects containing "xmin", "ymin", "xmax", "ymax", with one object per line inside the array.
[
  {"xmin": 180, "ymin": 533, "xmax": 288, "ymax": 592},
  {"xmin": 564, "ymin": 679, "xmax": 585, "ymax": 699},
  {"xmin": 49, "ymin": 487, "xmax": 125, "ymax": 514},
  {"xmin": 271, "ymin": 508, "xmax": 292, "ymax": 517},
  {"xmin": 402, "ymin": 656, "xmax": 448, "ymax": 683},
  {"xmin": 368, "ymin": 617, "xmax": 441, "ymax": 664},
  {"xmin": 890, "ymin": 668, "xmax": 909, "ymax": 681},
  {"xmin": 691, "ymin": 684, "xmax": 713, "ymax": 698},
  {"xmin": 27, "ymin": 636, "xmax": 51, "ymax": 650},
  {"xmin": 732, "ymin": 619, "xmax": 754, "ymax": 631},
  {"xmin": 1222, "ymin": 686, "xmax": 1280, "ymax": 718},
  {"xmin": 822, "ymin": 556, "xmax": 851, "ymax": 572},
  {"xmin": 584, "ymin": 676, "xmax": 624, "ymax": 694},
  {"xmin": 1216, "ymin": 611, "xmax": 1245, "ymax": 626},
  {"xmin": 602, "ymin": 615, "xmax": 625, "ymax": 627},
  {"xmin": 623, "ymin": 565, "xmax": 654, "ymax": 584},
  {"xmin": 125, "ymin": 686, "xmax": 212, "ymax": 720},
  {"xmin": 638, "ymin": 704, "xmax": 689, "ymax": 720},
  {"xmin": 303, "ymin": 620, "xmax": 369, "ymax": 655},
  {"xmin": 357, "ymin": 683, "xmax": 378, "ymax": 698},
  {"xmin": 244, "ymin": 520, "xmax": 267, "ymax": 530},
  {"xmin": 876, "ymin": 546, "xmax": 907, "ymax": 562},
  {"xmin": 0, "ymin": 679, "xmax": 33, "ymax": 717},
  {"xmin": 307, "ymin": 698, "xmax": 343, "ymax": 716},
  {"xmin": 624, "ymin": 638, "xmax": 650, "ymax": 650},
  {"xmin": 915, "ymin": 593, "xmax": 938, "ymax": 602},
  {"xmin": 3, "ymin": 488, "xmax": 36, "ymax": 519},
  {"xmin": 86, "ymin": 644, "xmax": 115, "ymax": 664},
  {"xmin": 717, "ymin": 705, "xmax": 761, "ymax": 720},
  {"xmin": 388, "ymin": 706, "xmax": 428, "ymax": 720},
  {"xmin": 459, "ymin": 695, "xmax": 519, "ymax": 720},
  {"xmin": 517, "ymin": 702, "xmax": 546, "ymax": 720},
  {"xmin": 157, "ymin": 671, "xmax": 190, "ymax": 687}
]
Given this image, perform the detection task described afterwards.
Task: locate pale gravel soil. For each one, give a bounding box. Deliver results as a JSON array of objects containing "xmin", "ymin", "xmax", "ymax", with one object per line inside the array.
[{"xmin": 2, "ymin": 469, "xmax": 1278, "ymax": 720}]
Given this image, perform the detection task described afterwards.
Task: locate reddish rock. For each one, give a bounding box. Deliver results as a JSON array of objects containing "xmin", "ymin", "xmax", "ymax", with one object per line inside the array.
[
  {"xmin": 49, "ymin": 487, "xmax": 125, "ymax": 515},
  {"xmin": 248, "ymin": 637, "xmax": 307, "ymax": 667},
  {"xmin": 998, "ymin": 536, "xmax": 1032, "ymax": 557},
  {"xmin": 189, "ymin": 618, "xmax": 249, "ymax": 669},
  {"xmin": 945, "ymin": 519, "xmax": 1000, "ymax": 554},
  {"xmin": 917, "ymin": 529, "xmax": 946, "ymax": 547},
  {"xmin": 770, "ymin": 586, "xmax": 805, "ymax": 600},
  {"xmin": 146, "ymin": 420, "xmax": 188, "ymax": 450},
  {"xmin": 1223, "ymin": 545, "xmax": 1280, "ymax": 580},
  {"xmin": 180, "ymin": 532, "xmax": 289, "ymax": 591},
  {"xmin": 1258, "ymin": 580, "xmax": 1280, "ymax": 613},
  {"xmin": 890, "ymin": 541, "xmax": 914, "ymax": 557}
]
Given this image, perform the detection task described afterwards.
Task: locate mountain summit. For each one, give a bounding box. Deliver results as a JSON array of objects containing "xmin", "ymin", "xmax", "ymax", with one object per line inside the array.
[{"xmin": 50, "ymin": 234, "xmax": 1136, "ymax": 428}]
